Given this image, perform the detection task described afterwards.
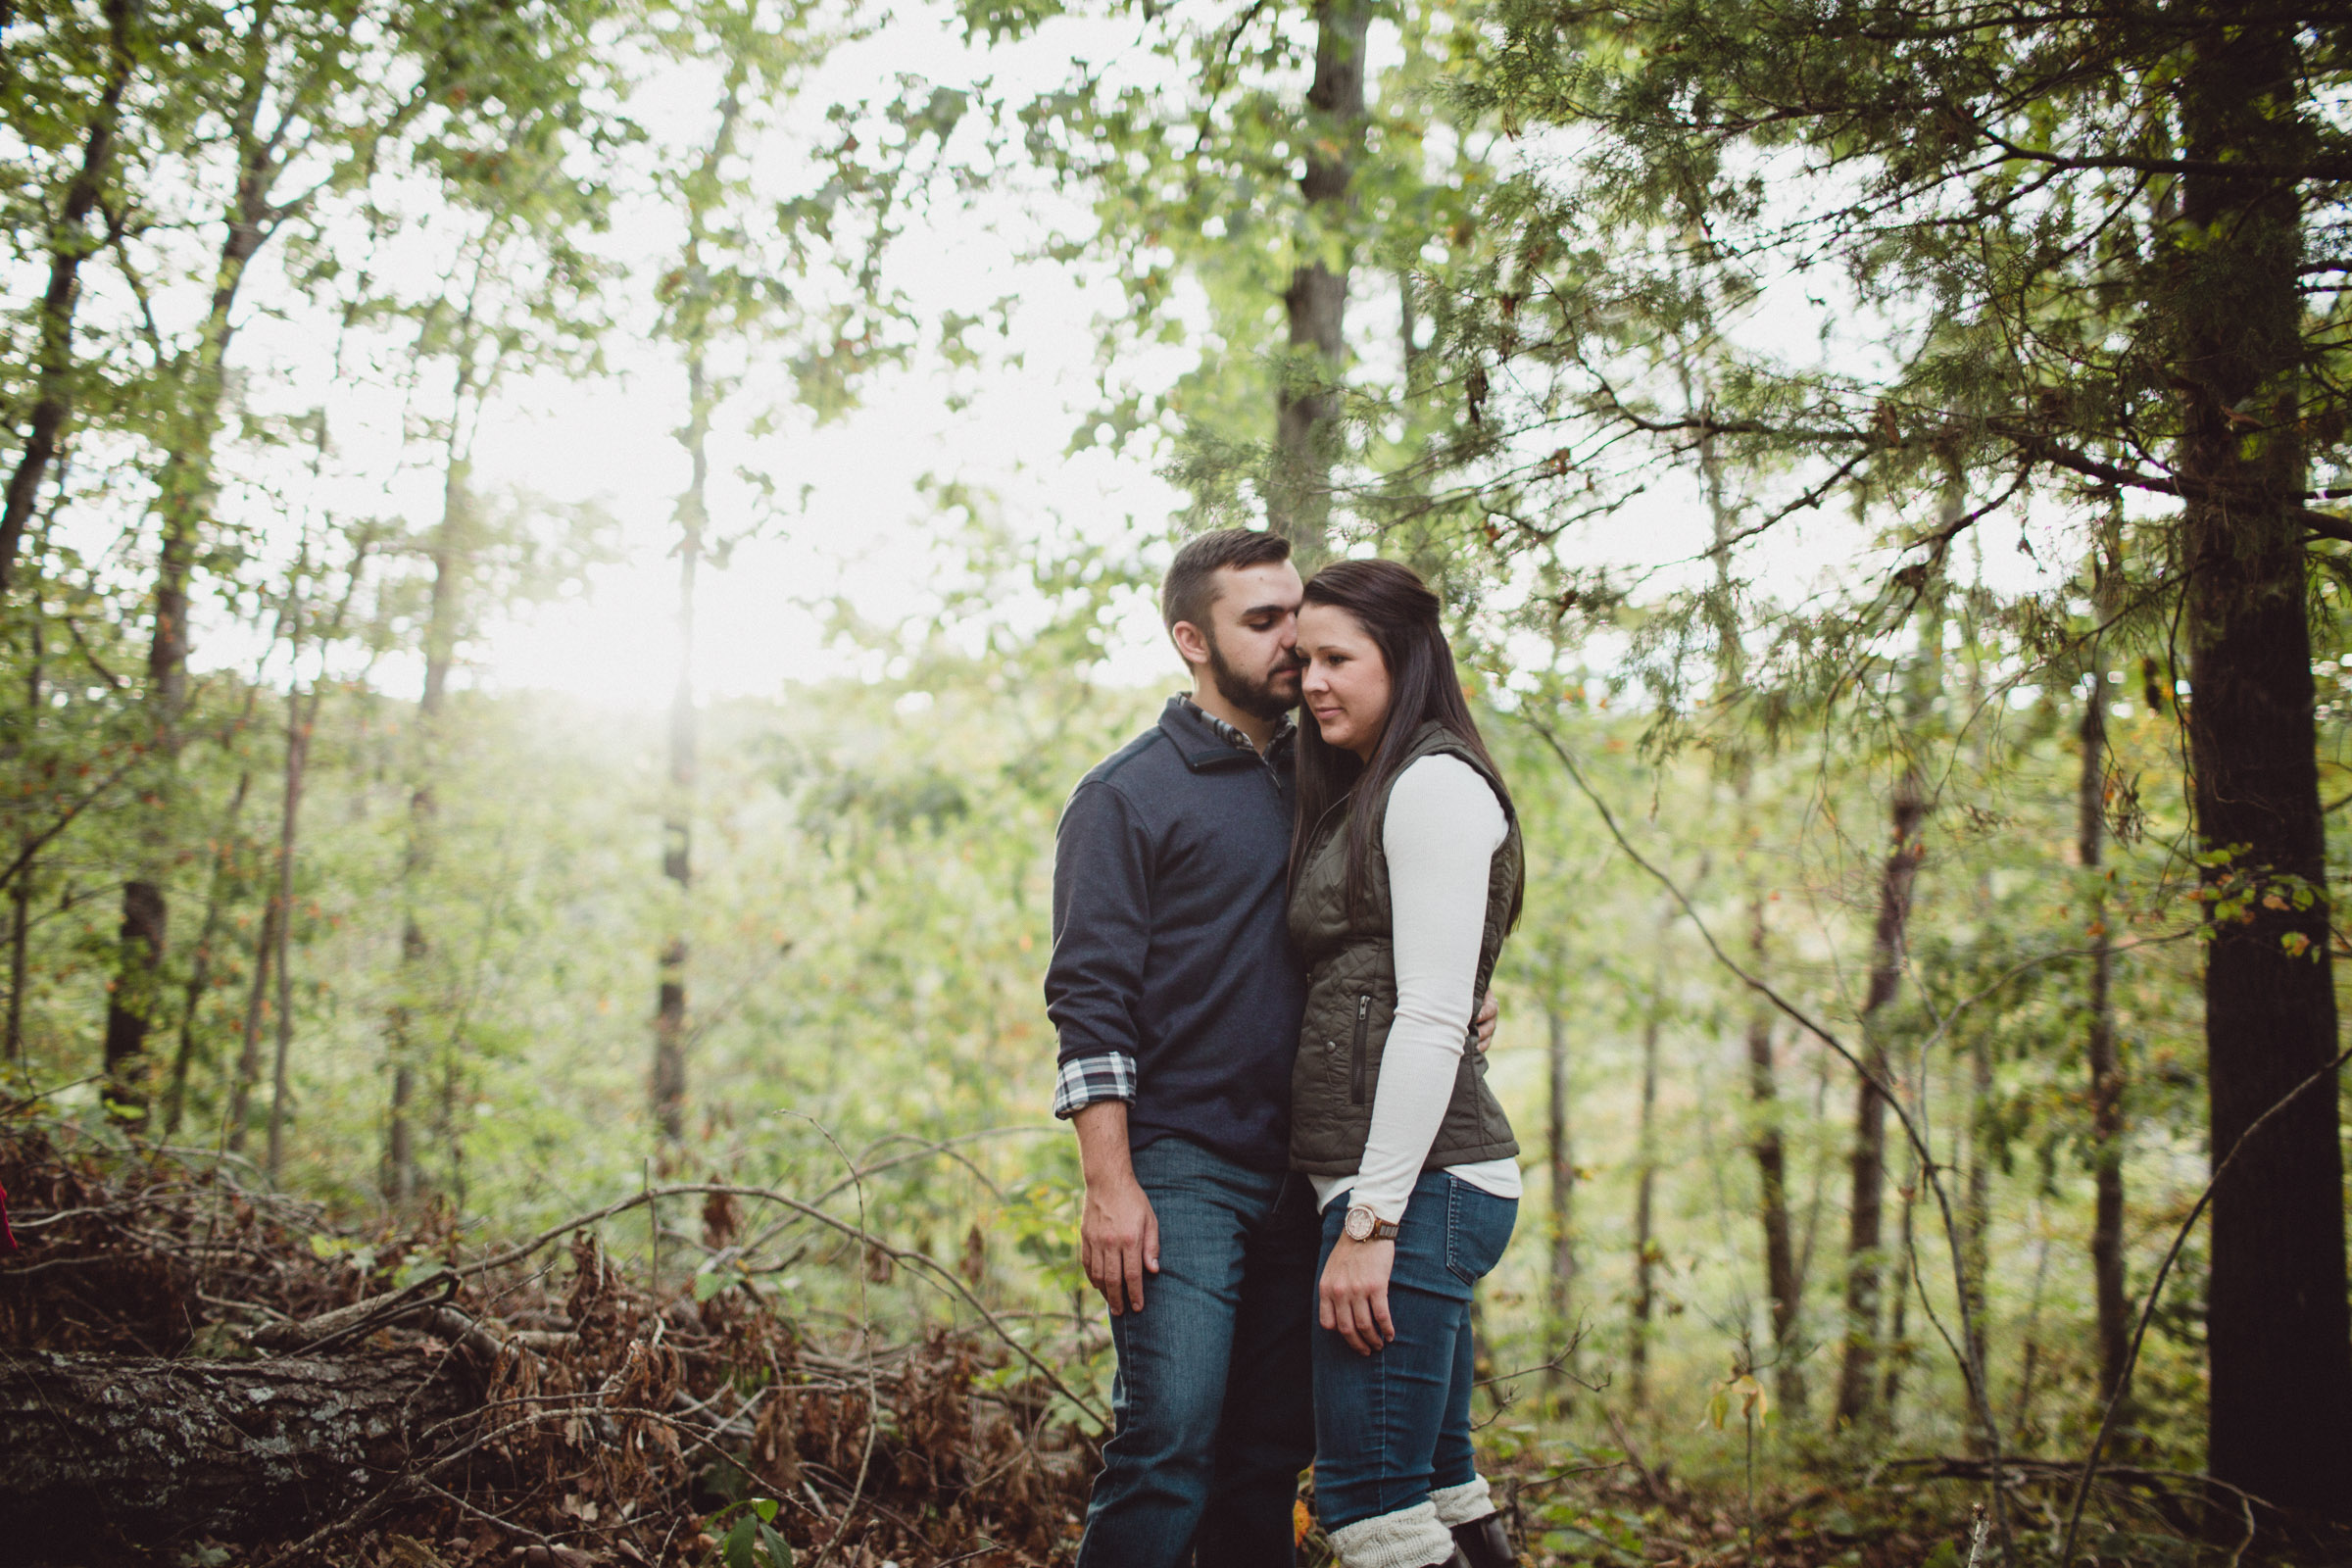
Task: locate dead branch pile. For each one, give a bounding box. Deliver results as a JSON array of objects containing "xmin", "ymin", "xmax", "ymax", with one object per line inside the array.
[{"xmin": 0, "ymin": 1121, "xmax": 1096, "ymax": 1567}]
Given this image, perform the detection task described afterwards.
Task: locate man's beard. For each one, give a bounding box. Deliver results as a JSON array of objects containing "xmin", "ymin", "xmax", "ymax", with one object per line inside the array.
[{"xmin": 1206, "ymin": 632, "xmax": 1300, "ymax": 724}]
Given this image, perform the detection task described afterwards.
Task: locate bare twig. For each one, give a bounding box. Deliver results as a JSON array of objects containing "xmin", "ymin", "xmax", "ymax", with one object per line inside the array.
[{"xmin": 458, "ymin": 1180, "xmax": 1107, "ymax": 1428}]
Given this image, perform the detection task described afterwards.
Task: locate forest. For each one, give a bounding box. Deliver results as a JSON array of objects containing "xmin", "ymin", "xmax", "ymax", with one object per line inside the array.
[{"xmin": 2, "ymin": 0, "xmax": 2349, "ymax": 1564}]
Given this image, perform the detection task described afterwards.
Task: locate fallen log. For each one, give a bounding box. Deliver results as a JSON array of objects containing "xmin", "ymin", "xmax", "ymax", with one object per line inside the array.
[
  {"xmin": 0, "ymin": 1127, "xmax": 1099, "ymax": 1566},
  {"xmin": 0, "ymin": 1346, "xmax": 470, "ymax": 1553}
]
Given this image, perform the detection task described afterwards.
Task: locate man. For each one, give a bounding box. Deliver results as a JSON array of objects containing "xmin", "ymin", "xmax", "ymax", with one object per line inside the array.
[{"xmin": 1045, "ymin": 529, "xmax": 1495, "ymax": 1567}]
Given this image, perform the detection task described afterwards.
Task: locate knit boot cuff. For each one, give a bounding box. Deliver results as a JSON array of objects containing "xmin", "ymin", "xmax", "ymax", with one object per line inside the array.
[
  {"xmin": 1328, "ymin": 1500, "xmax": 1456, "ymax": 1568},
  {"xmin": 1431, "ymin": 1477, "xmax": 1496, "ymax": 1527}
]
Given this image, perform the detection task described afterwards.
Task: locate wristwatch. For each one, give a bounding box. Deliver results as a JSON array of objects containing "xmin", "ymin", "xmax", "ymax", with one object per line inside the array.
[{"xmin": 1344, "ymin": 1204, "xmax": 1400, "ymax": 1243}]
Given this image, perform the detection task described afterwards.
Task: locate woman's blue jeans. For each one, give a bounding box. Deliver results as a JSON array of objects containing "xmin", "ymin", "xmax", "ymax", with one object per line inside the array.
[
  {"xmin": 1312, "ymin": 1171, "xmax": 1517, "ymax": 1533},
  {"xmin": 1077, "ymin": 1136, "xmax": 1320, "ymax": 1568}
]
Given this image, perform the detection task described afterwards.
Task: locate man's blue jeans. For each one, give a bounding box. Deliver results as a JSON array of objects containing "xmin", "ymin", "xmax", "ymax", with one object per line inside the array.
[
  {"xmin": 1312, "ymin": 1171, "xmax": 1517, "ymax": 1534},
  {"xmin": 1077, "ymin": 1136, "xmax": 1319, "ymax": 1568}
]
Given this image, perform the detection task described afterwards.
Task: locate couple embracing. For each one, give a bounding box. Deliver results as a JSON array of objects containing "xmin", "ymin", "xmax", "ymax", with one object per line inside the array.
[{"xmin": 1046, "ymin": 529, "xmax": 1526, "ymax": 1568}]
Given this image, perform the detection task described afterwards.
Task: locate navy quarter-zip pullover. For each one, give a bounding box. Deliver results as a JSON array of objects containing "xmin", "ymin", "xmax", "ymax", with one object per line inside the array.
[{"xmin": 1045, "ymin": 696, "xmax": 1303, "ymax": 1171}]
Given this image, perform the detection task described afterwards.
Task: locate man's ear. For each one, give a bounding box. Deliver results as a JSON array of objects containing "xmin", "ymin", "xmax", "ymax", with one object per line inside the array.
[{"xmin": 1169, "ymin": 619, "xmax": 1212, "ymax": 672}]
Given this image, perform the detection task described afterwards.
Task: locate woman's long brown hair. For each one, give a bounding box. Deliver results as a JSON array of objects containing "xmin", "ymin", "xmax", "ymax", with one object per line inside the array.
[{"xmin": 1287, "ymin": 559, "xmax": 1521, "ymax": 929}]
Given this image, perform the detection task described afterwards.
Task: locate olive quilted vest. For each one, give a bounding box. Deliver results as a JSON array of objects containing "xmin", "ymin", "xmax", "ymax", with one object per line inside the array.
[{"xmin": 1288, "ymin": 720, "xmax": 1523, "ymax": 1176}]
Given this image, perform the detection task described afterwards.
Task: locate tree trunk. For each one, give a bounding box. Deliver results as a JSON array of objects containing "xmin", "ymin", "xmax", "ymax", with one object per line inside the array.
[
  {"xmin": 102, "ymin": 880, "xmax": 170, "ymax": 1103},
  {"xmin": 0, "ymin": 1348, "xmax": 469, "ymax": 1549},
  {"xmin": 2175, "ymin": 19, "xmax": 2352, "ymax": 1520},
  {"xmin": 652, "ymin": 79, "xmax": 748, "ymax": 1150},
  {"xmin": 386, "ymin": 925, "xmax": 422, "ymax": 1199},
  {"xmin": 1399, "ymin": 270, "xmax": 1422, "ymax": 396},
  {"xmin": 253, "ymin": 529, "xmax": 368, "ymax": 1177},
  {"xmin": 1743, "ymin": 895, "xmax": 1805, "ymax": 1416},
  {"xmin": 2007, "ymin": 1197, "xmax": 2051, "ymax": 1442},
  {"xmin": 1544, "ymin": 990, "xmax": 1577, "ymax": 1400},
  {"xmin": 101, "ymin": 108, "xmax": 274, "ymax": 1115},
  {"xmin": 5, "ymin": 864, "xmax": 26, "ymax": 1062},
  {"xmin": 1628, "ymin": 979, "xmax": 1662, "ymax": 1407},
  {"xmin": 387, "ymin": 397, "xmax": 467, "ymax": 1203},
  {"xmin": 264, "ymin": 682, "xmax": 309, "ymax": 1179},
  {"xmin": 653, "ymin": 366, "xmax": 702, "ymax": 1147},
  {"xmin": 1960, "ymin": 966, "xmax": 1993, "ymax": 1426},
  {"xmin": 1267, "ymin": 0, "xmax": 1368, "ymax": 559},
  {"xmin": 1833, "ymin": 761, "xmax": 1927, "ymax": 1429},
  {"xmin": 225, "ymin": 896, "xmax": 277, "ymax": 1153},
  {"xmin": 163, "ymin": 764, "xmax": 254, "ymax": 1137},
  {"xmin": 1697, "ymin": 375, "xmax": 1806, "ymax": 1417},
  {"xmin": 0, "ymin": 0, "xmax": 137, "ymax": 592},
  {"xmin": 6, "ymin": 608, "xmax": 42, "ymax": 1063},
  {"xmin": 2079, "ymin": 659, "xmax": 2129, "ymax": 1405},
  {"xmin": 1881, "ymin": 1141, "xmax": 1918, "ymax": 1423},
  {"xmin": 226, "ymin": 531, "xmax": 365, "ymax": 1158}
]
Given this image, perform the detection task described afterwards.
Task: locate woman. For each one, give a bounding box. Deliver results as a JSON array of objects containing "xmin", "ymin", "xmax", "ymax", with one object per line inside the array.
[{"xmin": 1288, "ymin": 559, "xmax": 1524, "ymax": 1568}]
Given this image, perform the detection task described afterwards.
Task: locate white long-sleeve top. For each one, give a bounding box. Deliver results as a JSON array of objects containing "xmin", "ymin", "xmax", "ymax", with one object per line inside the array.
[{"xmin": 1310, "ymin": 754, "xmax": 1525, "ymax": 1220}]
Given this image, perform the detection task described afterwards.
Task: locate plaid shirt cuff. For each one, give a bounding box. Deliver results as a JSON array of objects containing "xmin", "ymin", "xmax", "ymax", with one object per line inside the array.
[{"xmin": 1053, "ymin": 1054, "xmax": 1137, "ymax": 1118}]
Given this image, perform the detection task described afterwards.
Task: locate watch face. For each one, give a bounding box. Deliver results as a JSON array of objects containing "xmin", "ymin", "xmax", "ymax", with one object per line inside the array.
[{"xmin": 1346, "ymin": 1206, "xmax": 1372, "ymax": 1241}]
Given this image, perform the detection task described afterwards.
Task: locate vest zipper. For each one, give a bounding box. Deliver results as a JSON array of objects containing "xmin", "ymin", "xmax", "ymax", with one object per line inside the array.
[{"xmin": 1349, "ymin": 994, "xmax": 1371, "ymax": 1104}]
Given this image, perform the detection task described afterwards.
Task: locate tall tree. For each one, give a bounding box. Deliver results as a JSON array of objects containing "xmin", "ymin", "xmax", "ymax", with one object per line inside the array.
[
  {"xmin": 160, "ymin": 693, "xmax": 258, "ymax": 1136},
  {"xmin": 1834, "ymin": 591, "xmax": 1938, "ymax": 1430},
  {"xmin": 2079, "ymin": 532, "xmax": 2131, "ymax": 1406},
  {"xmin": 3, "ymin": 569, "xmax": 44, "ymax": 1064},
  {"xmin": 1696, "ymin": 386, "xmax": 1806, "ymax": 1416},
  {"xmin": 2169, "ymin": 16, "xmax": 2350, "ymax": 1511},
  {"xmin": 1627, "ymin": 960, "xmax": 1662, "ymax": 1408},
  {"xmin": 1543, "ymin": 973, "xmax": 1579, "ymax": 1400},
  {"xmin": 650, "ymin": 46, "xmax": 758, "ymax": 1147}
]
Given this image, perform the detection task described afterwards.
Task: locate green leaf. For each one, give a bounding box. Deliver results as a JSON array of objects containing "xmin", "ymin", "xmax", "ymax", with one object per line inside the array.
[
  {"xmin": 393, "ymin": 1253, "xmax": 446, "ymax": 1290},
  {"xmin": 693, "ymin": 1267, "xmax": 732, "ymax": 1302},
  {"xmin": 721, "ymin": 1515, "xmax": 759, "ymax": 1568},
  {"xmin": 757, "ymin": 1521, "xmax": 794, "ymax": 1566},
  {"xmin": 751, "ymin": 1496, "xmax": 779, "ymax": 1524}
]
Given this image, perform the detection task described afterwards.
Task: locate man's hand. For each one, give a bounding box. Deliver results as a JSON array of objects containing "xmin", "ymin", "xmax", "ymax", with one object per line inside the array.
[
  {"xmin": 1319, "ymin": 1234, "xmax": 1396, "ymax": 1355},
  {"xmin": 1071, "ymin": 1100, "xmax": 1158, "ymax": 1314},
  {"xmin": 1082, "ymin": 1172, "xmax": 1159, "ymax": 1314},
  {"xmin": 1473, "ymin": 990, "xmax": 1499, "ymax": 1054}
]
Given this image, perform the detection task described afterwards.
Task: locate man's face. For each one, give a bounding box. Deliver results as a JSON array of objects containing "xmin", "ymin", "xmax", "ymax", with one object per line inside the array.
[{"xmin": 1186, "ymin": 561, "xmax": 1304, "ymax": 722}]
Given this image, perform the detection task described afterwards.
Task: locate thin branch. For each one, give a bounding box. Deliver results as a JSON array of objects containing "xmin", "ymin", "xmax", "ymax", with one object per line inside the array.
[
  {"xmin": 456, "ymin": 1180, "xmax": 1107, "ymax": 1428},
  {"xmin": 0, "ymin": 751, "xmax": 140, "ymax": 892}
]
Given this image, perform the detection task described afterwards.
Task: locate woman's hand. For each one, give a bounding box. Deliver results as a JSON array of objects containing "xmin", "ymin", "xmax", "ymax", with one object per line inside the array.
[{"xmin": 1319, "ymin": 1234, "xmax": 1396, "ymax": 1355}]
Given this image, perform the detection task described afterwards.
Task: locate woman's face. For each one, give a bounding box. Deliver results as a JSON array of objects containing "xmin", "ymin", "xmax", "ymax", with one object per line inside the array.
[{"xmin": 1298, "ymin": 602, "xmax": 1393, "ymax": 762}]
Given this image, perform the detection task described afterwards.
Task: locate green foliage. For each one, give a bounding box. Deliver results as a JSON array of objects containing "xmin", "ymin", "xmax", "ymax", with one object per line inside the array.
[{"xmin": 709, "ymin": 1495, "xmax": 794, "ymax": 1567}]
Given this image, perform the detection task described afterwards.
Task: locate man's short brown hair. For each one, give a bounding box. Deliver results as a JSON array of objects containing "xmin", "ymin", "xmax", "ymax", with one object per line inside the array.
[{"xmin": 1160, "ymin": 528, "xmax": 1293, "ymax": 634}]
